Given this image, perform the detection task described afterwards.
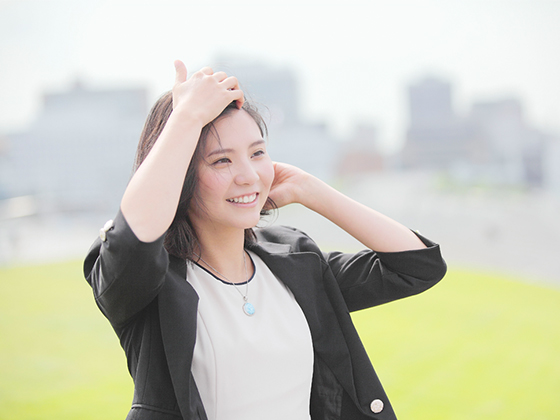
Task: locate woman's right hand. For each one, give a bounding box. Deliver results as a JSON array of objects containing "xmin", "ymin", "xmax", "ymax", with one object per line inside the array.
[
  {"xmin": 120, "ymin": 61, "xmax": 243, "ymax": 242},
  {"xmin": 172, "ymin": 60, "xmax": 244, "ymax": 127}
]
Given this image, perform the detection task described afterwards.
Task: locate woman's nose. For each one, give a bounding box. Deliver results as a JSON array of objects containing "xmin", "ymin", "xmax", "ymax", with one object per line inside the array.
[{"xmin": 234, "ymin": 160, "xmax": 259, "ymax": 185}]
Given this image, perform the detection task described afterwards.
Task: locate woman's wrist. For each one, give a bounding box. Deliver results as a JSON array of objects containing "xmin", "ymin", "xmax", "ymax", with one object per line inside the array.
[
  {"xmin": 297, "ymin": 174, "xmax": 331, "ymax": 212},
  {"xmin": 167, "ymin": 104, "xmax": 206, "ymax": 131}
]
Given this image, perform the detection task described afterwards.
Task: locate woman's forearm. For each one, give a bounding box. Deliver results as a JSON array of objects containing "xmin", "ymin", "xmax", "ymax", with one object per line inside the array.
[
  {"xmin": 298, "ymin": 175, "xmax": 426, "ymax": 252},
  {"xmin": 120, "ymin": 111, "xmax": 203, "ymax": 242},
  {"xmin": 119, "ymin": 62, "xmax": 244, "ymax": 243}
]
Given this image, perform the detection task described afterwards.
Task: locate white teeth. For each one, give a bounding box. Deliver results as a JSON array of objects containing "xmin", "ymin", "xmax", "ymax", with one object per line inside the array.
[{"xmin": 227, "ymin": 194, "xmax": 257, "ymax": 203}]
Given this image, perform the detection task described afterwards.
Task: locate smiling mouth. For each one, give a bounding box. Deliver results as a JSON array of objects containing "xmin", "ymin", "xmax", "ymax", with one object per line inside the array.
[{"xmin": 226, "ymin": 193, "xmax": 258, "ymax": 204}]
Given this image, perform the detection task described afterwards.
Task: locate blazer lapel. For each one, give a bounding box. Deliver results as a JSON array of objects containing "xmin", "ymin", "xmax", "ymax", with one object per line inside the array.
[
  {"xmin": 158, "ymin": 256, "xmax": 206, "ymax": 419},
  {"xmin": 249, "ymin": 241, "xmax": 358, "ymax": 401},
  {"xmin": 157, "ymin": 242, "xmax": 358, "ymax": 417}
]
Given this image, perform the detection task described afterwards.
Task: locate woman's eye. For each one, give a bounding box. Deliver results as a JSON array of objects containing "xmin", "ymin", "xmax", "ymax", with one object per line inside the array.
[
  {"xmin": 213, "ymin": 157, "xmax": 231, "ymax": 165},
  {"xmin": 252, "ymin": 150, "xmax": 265, "ymax": 158}
]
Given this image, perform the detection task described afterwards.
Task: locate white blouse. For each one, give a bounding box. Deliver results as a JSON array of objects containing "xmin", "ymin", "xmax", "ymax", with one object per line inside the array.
[{"xmin": 185, "ymin": 251, "xmax": 314, "ymax": 420}]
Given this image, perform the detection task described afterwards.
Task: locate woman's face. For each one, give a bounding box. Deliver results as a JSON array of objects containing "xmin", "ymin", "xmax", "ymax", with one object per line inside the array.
[{"xmin": 188, "ymin": 109, "xmax": 274, "ymax": 235}]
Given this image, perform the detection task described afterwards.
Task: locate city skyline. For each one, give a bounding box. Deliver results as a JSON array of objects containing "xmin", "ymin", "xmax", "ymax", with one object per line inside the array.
[
  {"xmin": 1, "ymin": 0, "xmax": 559, "ymax": 153},
  {"xmin": 1, "ymin": 44, "xmax": 559, "ymax": 280},
  {"xmin": 2, "ymin": 63, "xmax": 556, "ymax": 213}
]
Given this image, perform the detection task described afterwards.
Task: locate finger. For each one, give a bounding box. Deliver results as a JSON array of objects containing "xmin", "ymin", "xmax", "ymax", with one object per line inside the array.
[
  {"xmin": 219, "ymin": 76, "xmax": 244, "ymax": 108},
  {"xmin": 220, "ymin": 75, "xmax": 240, "ymax": 90},
  {"xmin": 212, "ymin": 71, "xmax": 228, "ymax": 82},
  {"xmin": 235, "ymin": 95, "xmax": 245, "ymax": 109},
  {"xmin": 199, "ymin": 66, "xmax": 213, "ymax": 75},
  {"xmin": 228, "ymin": 89, "xmax": 245, "ymax": 109},
  {"xmin": 174, "ymin": 60, "xmax": 187, "ymax": 84}
]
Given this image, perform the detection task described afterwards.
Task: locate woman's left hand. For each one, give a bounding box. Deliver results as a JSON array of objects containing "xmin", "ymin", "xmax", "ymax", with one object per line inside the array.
[
  {"xmin": 268, "ymin": 161, "xmax": 426, "ymax": 252},
  {"xmin": 267, "ymin": 162, "xmax": 311, "ymax": 209}
]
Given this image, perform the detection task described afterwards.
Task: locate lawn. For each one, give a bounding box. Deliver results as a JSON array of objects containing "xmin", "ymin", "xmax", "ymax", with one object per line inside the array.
[
  {"xmin": 1, "ymin": 260, "xmax": 559, "ymax": 419},
  {"xmin": 352, "ymin": 268, "xmax": 560, "ymax": 419}
]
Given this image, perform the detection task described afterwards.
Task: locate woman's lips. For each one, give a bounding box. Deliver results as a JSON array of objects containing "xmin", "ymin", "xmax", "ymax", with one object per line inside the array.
[{"xmin": 226, "ymin": 193, "xmax": 258, "ymax": 204}]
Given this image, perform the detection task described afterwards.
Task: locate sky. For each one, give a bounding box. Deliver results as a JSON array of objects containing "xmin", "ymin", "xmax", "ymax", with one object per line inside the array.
[{"xmin": 1, "ymin": 0, "xmax": 559, "ymax": 152}]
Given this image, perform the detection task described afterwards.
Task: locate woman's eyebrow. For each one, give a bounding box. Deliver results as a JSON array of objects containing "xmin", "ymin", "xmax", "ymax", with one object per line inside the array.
[
  {"xmin": 249, "ymin": 139, "xmax": 266, "ymax": 148},
  {"xmin": 206, "ymin": 139, "xmax": 265, "ymax": 158}
]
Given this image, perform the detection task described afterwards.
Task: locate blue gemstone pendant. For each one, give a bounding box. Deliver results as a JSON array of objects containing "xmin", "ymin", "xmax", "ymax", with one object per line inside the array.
[{"xmin": 243, "ymin": 302, "xmax": 255, "ymax": 316}]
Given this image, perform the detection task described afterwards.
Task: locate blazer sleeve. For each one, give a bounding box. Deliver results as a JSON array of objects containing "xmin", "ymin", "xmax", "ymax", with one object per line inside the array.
[
  {"xmin": 323, "ymin": 232, "xmax": 447, "ymax": 312},
  {"xmin": 83, "ymin": 209, "xmax": 170, "ymax": 327}
]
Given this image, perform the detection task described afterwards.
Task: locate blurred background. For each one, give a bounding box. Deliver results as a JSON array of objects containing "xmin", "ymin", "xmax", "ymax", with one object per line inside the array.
[
  {"xmin": 1, "ymin": 0, "xmax": 559, "ymax": 419},
  {"xmin": 1, "ymin": 0, "xmax": 559, "ymax": 281}
]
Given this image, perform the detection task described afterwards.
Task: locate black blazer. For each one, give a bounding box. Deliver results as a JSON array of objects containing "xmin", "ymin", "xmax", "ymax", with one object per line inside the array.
[{"xmin": 84, "ymin": 210, "xmax": 446, "ymax": 420}]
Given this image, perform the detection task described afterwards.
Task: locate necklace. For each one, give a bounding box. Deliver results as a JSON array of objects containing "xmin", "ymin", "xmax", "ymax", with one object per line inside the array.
[{"xmin": 196, "ymin": 250, "xmax": 255, "ymax": 316}]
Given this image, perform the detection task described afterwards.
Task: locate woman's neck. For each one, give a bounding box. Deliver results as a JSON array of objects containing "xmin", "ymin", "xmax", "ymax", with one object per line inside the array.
[{"xmin": 195, "ymin": 226, "xmax": 252, "ymax": 284}]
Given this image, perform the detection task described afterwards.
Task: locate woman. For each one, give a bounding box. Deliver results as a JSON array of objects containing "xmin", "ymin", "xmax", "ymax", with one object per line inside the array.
[{"xmin": 84, "ymin": 60, "xmax": 447, "ymax": 420}]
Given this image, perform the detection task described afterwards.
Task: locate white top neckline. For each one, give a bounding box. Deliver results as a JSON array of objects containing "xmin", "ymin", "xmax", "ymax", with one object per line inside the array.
[{"xmin": 186, "ymin": 250, "xmax": 314, "ymax": 420}]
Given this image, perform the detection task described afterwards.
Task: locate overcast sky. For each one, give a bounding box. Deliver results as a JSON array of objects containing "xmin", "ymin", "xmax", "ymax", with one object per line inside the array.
[{"xmin": 1, "ymin": 0, "xmax": 559, "ymax": 151}]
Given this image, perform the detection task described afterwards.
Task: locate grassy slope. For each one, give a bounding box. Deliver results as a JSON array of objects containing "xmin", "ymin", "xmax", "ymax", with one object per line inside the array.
[
  {"xmin": 352, "ymin": 268, "xmax": 560, "ymax": 419},
  {"xmin": 0, "ymin": 261, "xmax": 132, "ymax": 419},
  {"xmin": 1, "ymin": 261, "xmax": 559, "ymax": 419}
]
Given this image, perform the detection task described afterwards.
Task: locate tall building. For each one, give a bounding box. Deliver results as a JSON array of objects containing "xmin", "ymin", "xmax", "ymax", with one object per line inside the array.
[
  {"xmin": 467, "ymin": 99, "xmax": 522, "ymax": 183},
  {"xmin": 401, "ymin": 77, "xmax": 470, "ymax": 169},
  {"xmin": 4, "ymin": 81, "xmax": 148, "ymax": 215},
  {"xmin": 466, "ymin": 98, "xmax": 545, "ymax": 186},
  {"xmin": 543, "ymin": 135, "xmax": 560, "ymax": 195},
  {"xmin": 215, "ymin": 56, "xmax": 300, "ymax": 126},
  {"xmin": 0, "ymin": 134, "xmax": 9, "ymax": 199},
  {"xmin": 409, "ymin": 76, "xmax": 454, "ymax": 128},
  {"xmin": 400, "ymin": 76, "xmax": 547, "ymax": 187}
]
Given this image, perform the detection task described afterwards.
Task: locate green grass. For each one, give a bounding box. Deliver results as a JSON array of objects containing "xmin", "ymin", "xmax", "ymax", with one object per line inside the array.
[
  {"xmin": 0, "ymin": 261, "xmax": 132, "ymax": 420},
  {"xmin": 1, "ymin": 261, "xmax": 559, "ymax": 419},
  {"xmin": 352, "ymin": 268, "xmax": 560, "ymax": 419}
]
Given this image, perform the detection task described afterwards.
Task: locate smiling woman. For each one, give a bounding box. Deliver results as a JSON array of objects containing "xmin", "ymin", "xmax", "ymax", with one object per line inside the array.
[
  {"xmin": 189, "ymin": 109, "xmax": 275, "ymax": 249},
  {"xmin": 83, "ymin": 60, "xmax": 447, "ymax": 420},
  {"xmin": 131, "ymin": 89, "xmax": 274, "ymax": 263}
]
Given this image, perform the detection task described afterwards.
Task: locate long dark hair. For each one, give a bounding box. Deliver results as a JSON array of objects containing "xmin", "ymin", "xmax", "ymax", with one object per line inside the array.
[{"xmin": 134, "ymin": 91, "xmax": 274, "ymax": 260}]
